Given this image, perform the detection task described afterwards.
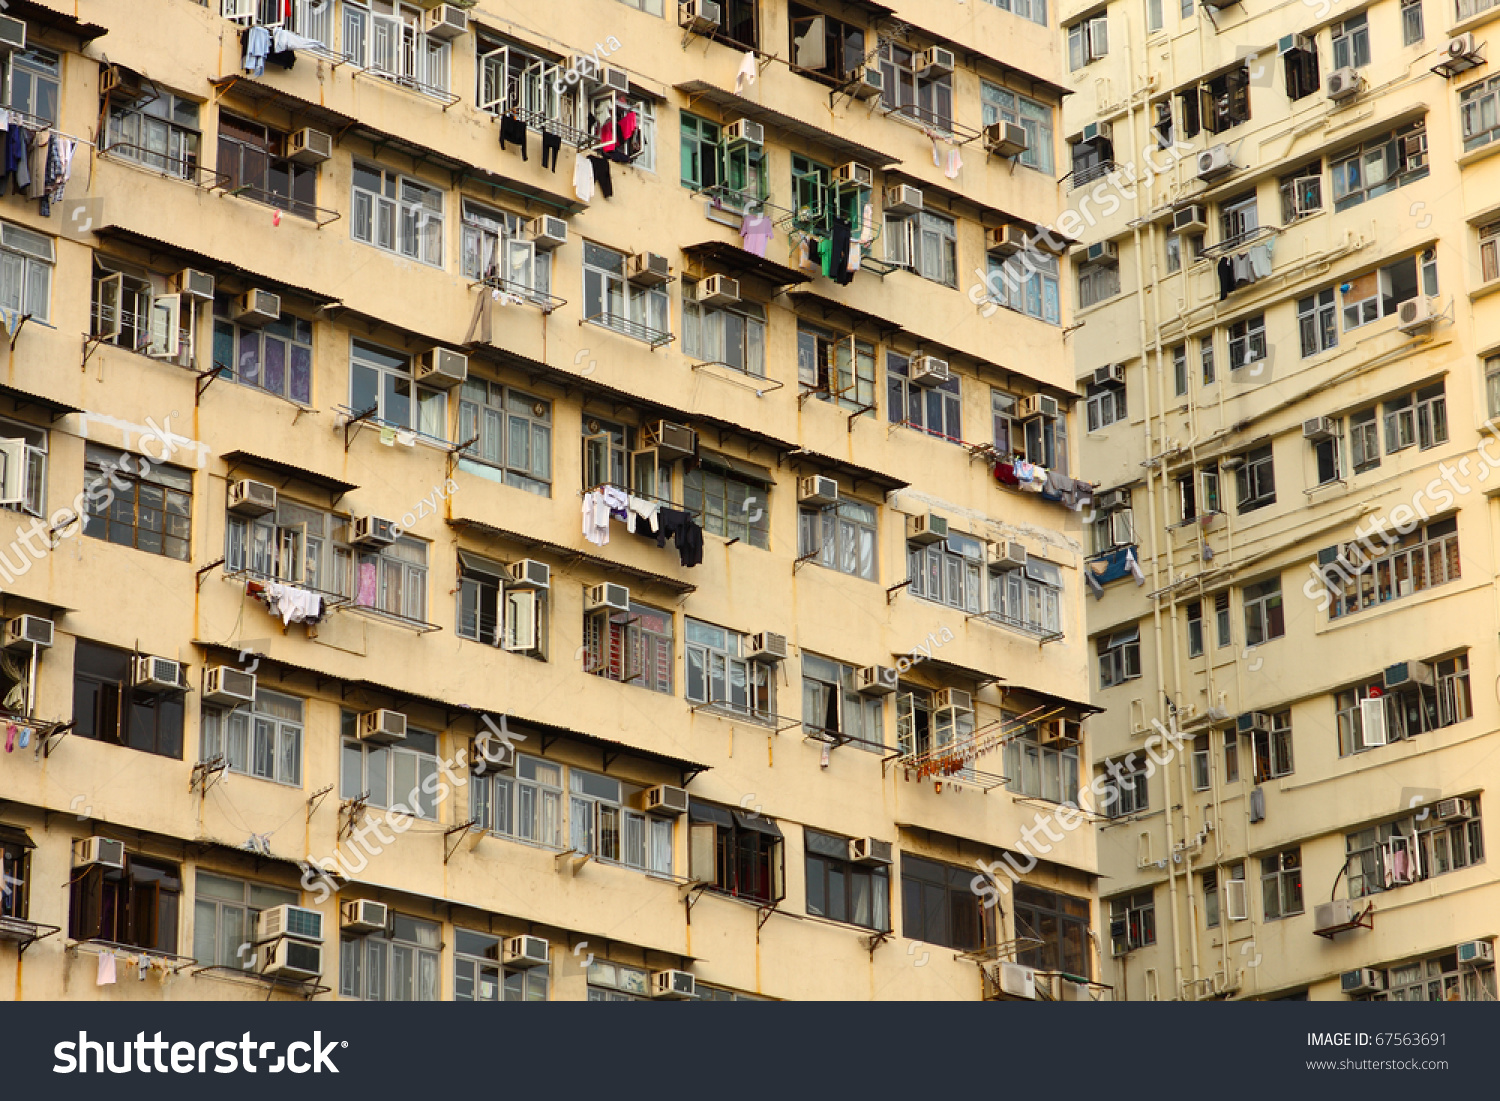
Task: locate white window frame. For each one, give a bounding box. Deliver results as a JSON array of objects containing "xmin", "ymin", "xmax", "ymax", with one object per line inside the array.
[
  {"xmin": 350, "ymin": 162, "xmax": 445, "ymax": 267},
  {"xmin": 341, "ymin": 720, "xmax": 440, "ymax": 819},
  {"xmin": 0, "ymin": 221, "xmax": 54, "ymax": 324},
  {"xmin": 200, "ymin": 688, "xmax": 305, "ymax": 787},
  {"xmin": 191, "ymin": 870, "xmax": 297, "ymax": 971}
]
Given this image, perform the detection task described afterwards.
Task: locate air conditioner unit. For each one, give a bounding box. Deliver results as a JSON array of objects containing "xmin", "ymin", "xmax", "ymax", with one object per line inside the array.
[
  {"xmin": 934, "ymin": 688, "xmax": 973, "ymax": 712},
  {"xmin": 203, "ymin": 665, "xmax": 257, "ymax": 706},
  {"xmin": 4, "ymin": 614, "xmax": 53, "ymax": 651},
  {"xmin": 73, "ymin": 837, "xmax": 125, "ymax": 870},
  {"xmin": 0, "ymin": 14, "xmax": 24, "ymax": 52},
  {"xmin": 100, "ymin": 65, "xmax": 141, "ymax": 100},
  {"xmin": 797, "ymin": 475, "xmax": 839, "ymax": 507},
  {"xmin": 228, "ymin": 478, "xmax": 277, "ymax": 516},
  {"xmin": 1080, "ymin": 120, "xmax": 1113, "ymax": 145},
  {"xmin": 984, "ymin": 121, "xmax": 1028, "ymax": 157},
  {"xmin": 988, "ymin": 225, "xmax": 1030, "ymax": 255},
  {"xmin": 1172, "ymin": 204, "xmax": 1207, "ymax": 234},
  {"xmin": 1457, "ymin": 940, "xmax": 1494, "ymax": 965},
  {"xmin": 287, "ymin": 127, "xmax": 333, "ymax": 165},
  {"xmin": 651, "ymin": 969, "xmax": 697, "ymax": 999},
  {"xmin": 915, "ymin": 46, "xmax": 955, "ymax": 78},
  {"xmin": 884, "ymin": 184, "xmax": 923, "ymax": 215},
  {"xmin": 341, "ymin": 899, "xmax": 388, "ymax": 935},
  {"xmin": 585, "ymin": 583, "xmax": 630, "ymax": 614},
  {"xmin": 358, "ymin": 709, "xmax": 407, "ymax": 746},
  {"xmin": 1396, "ymin": 298, "xmax": 1434, "ymax": 333},
  {"xmin": 508, "ymin": 559, "xmax": 550, "ymax": 590},
  {"xmin": 1383, "ymin": 661, "xmax": 1433, "ymax": 690},
  {"xmin": 422, "ymin": 3, "xmax": 468, "ymax": 38},
  {"xmin": 642, "ymin": 421, "xmax": 695, "ymax": 463},
  {"xmin": 414, "ymin": 347, "xmax": 467, "ymax": 389},
  {"xmin": 1435, "ymin": 797, "xmax": 1474, "ymax": 821},
  {"xmin": 910, "ymin": 355, "xmax": 951, "ymax": 387},
  {"xmin": 908, "ymin": 512, "xmax": 949, "ymax": 545},
  {"xmin": 679, "ymin": 0, "xmax": 722, "ymax": 33},
  {"xmin": 1093, "ymin": 363, "xmax": 1125, "ymax": 386},
  {"xmin": 231, "ymin": 289, "xmax": 281, "ymax": 326},
  {"xmin": 529, "ymin": 215, "xmax": 567, "ymax": 250},
  {"xmin": 725, "ymin": 118, "xmax": 764, "ymax": 146},
  {"xmin": 1196, "ymin": 145, "xmax": 1235, "ymax": 182},
  {"xmin": 256, "ymin": 904, "xmax": 324, "ymax": 944},
  {"xmin": 848, "ymin": 837, "xmax": 893, "ymax": 865},
  {"xmin": 602, "ymin": 67, "xmax": 631, "ymax": 93},
  {"xmin": 133, "ymin": 655, "xmax": 188, "ymax": 693},
  {"xmin": 1083, "ymin": 240, "xmax": 1118, "ymax": 263},
  {"xmin": 1302, "ymin": 417, "xmax": 1335, "ymax": 442},
  {"xmin": 848, "ymin": 65, "xmax": 884, "ymax": 99},
  {"xmin": 258, "ymin": 936, "xmax": 323, "ymax": 981},
  {"xmin": 643, "ymin": 784, "xmax": 690, "ymax": 816},
  {"xmin": 998, "ymin": 961, "xmax": 1037, "ymax": 999},
  {"xmin": 503, "ymin": 935, "xmax": 550, "ymax": 968},
  {"xmin": 1037, "ymin": 718, "xmax": 1067, "ymax": 745},
  {"xmin": 698, "ymin": 273, "xmax": 739, "ymax": 305},
  {"xmin": 988, "ymin": 541, "xmax": 1027, "ymax": 571},
  {"xmin": 745, "ymin": 632, "xmax": 787, "ymax": 663},
  {"xmin": 1446, "ymin": 32, "xmax": 1481, "ymax": 62},
  {"xmin": 1326, "ymin": 67, "xmax": 1360, "ymax": 100},
  {"xmin": 856, "ymin": 664, "xmax": 898, "ymax": 695},
  {"xmin": 1341, "ymin": 967, "xmax": 1384, "ymax": 995},
  {"xmin": 1015, "ymin": 394, "xmax": 1061, "ymax": 419},
  {"xmin": 351, "ymin": 516, "xmax": 399, "ymax": 546},
  {"xmin": 1096, "ymin": 489, "xmax": 1127, "ymax": 511},
  {"xmin": 1235, "ymin": 711, "xmax": 1271, "ymax": 735},
  {"xmin": 176, "ymin": 268, "xmax": 216, "ymax": 301},
  {"xmin": 1314, "ymin": 898, "xmax": 1358, "ymax": 934},
  {"xmin": 1278, "ymin": 32, "xmax": 1314, "ymax": 55},
  {"xmin": 628, "ymin": 252, "xmax": 672, "ymax": 286},
  {"xmin": 835, "ymin": 162, "xmax": 874, "ymax": 188}
]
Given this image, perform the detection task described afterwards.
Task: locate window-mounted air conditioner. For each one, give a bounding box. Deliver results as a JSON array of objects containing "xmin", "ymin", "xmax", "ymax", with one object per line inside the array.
[
  {"xmin": 628, "ymin": 252, "xmax": 672, "ymax": 286},
  {"xmin": 287, "ymin": 127, "xmax": 333, "ymax": 165},
  {"xmin": 856, "ymin": 664, "xmax": 898, "ymax": 695},
  {"xmin": 985, "ymin": 121, "xmax": 1028, "ymax": 157},
  {"xmin": 1235, "ymin": 711, "xmax": 1271, "ymax": 735},
  {"xmin": 884, "ymin": 184, "xmax": 923, "ymax": 215},
  {"xmin": 988, "ymin": 541, "xmax": 1027, "ymax": 571},
  {"xmin": 725, "ymin": 118, "xmax": 764, "ymax": 146},
  {"xmin": 848, "ymin": 65, "xmax": 884, "ymax": 100},
  {"xmin": 1093, "ymin": 363, "xmax": 1125, "ymax": 386},
  {"xmin": 747, "ymin": 632, "xmax": 788, "ymax": 663},
  {"xmin": 849, "ymin": 837, "xmax": 893, "ymax": 865},
  {"xmin": 797, "ymin": 475, "xmax": 839, "ymax": 507},
  {"xmin": 1196, "ymin": 145, "xmax": 1235, "ymax": 182},
  {"xmin": 835, "ymin": 161, "xmax": 874, "ymax": 188},
  {"xmin": 1383, "ymin": 661, "xmax": 1432, "ymax": 690},
  {"xmin": 648, "ymin": 420, "xmax": 697, "ymax": 460},
  {"xmin": 256, "ymin": 904, "xmax": 324, "ymax": 944},
  {"xmin": 1326, "ymin": 67, "xmax": 1360, "ymax": 100},
  {"xmin": 1302, "ymin": 417, "xmax": 1335, "ymax": 442},
  {"xmin": 358, "ymin": 709, "xmax": 407, "ymax": 746},
  {"xmin": 228, "ymin": 478, "xmax": 277, "ymax": 516},
  {"xmin": 643, "ymin": 784, "xmax": 690, "ymax": 816},
  {"xmin": 134, "ymin": 655, "xmax": 188, "ymax": 693},
  {"xmin": 4, "ymin": 614, "xmax": 53, "ymax": 651},
  {"xmin": 508, "ymin": 559, "xmax": 550, "ymax": 590},
  {"xmin": 470, "ymin": 731, "xmax": 515, "ymax": 773},
  {"xmin": 1037, "ymin": 718, "xmax": 1070, "ymax": 745},
  {"xmin": 176, "ymin": 268, "xmax": 216, "ymax": 301},
  {"xmin": 1396, "ymin": 298, "xmax": 1434, "ymax": 333},
  {"xmin": 698, "ymin": 274, "xmax": 739, "ymax": 305},
  {"xmin": 0, "ymin": 14, "xmax": 25, "ymax": 52},
  {"xmin": 259, "ymin": 937, "xmax": 323, "ymax": 980},
  {"xmin": 417, "ymin": 348, "xmax": 468, "ymax": 388},
  {"xmin": 1341, "ymin": 968, "xmax": 1384, "ymax": 995},
  {"xmin": 998, "ymin": 961, "xmax": 1037, "ymax": 999},
  {"xmin": 910, "ymin": 355, "xmax": 950, "ymax": 387},
  {"xmin": 1080, "ymin": 120, "xmax": 1112, "ymax": 145},
  {"xmin": 1435, "ymin": 797, "xmax": 1474, "ymax": 821},
  {"xmin": 100, "ymin": 64, "xmax": 143, "ymax": 101},
  {"xmin": 203, "ymin": 665, "xmax": 257, "ymax": 706},
  {"xmin": 908, "ymin": 512, "xmax": 949, "ymax": 545},
  {"xmin": 1096, "ymin": 489, "xmax": 1127, "ymax": 511},
  {"xmin": 1445, "ymin": 32, "xmax": 1482, "ymax": 64},
  {"xmin": 651, "ymin": 969, "xmax": 697, "ymax": 999},
  {"xmin": 1082, "ymin": 240, "xmax": 1118, "ymax": 263},
  {"xmin": 1015, "ymin": 394, "xmax": 1060, "ymax": 419},
  {"xmin": 1313, "ymin": 898, "xmax": 1358, "ymax": 935},
  {"xmin": 934, "ymin": 688, "xmax": 973, "ymax": 713},
  {"xmin": 423, "ymin": 3, "xmax": 468, "ymax": 38},
  {"xmin": 1172, "ymin": 204, "xmax": 1207, "ymax": 234},
  {"xmin": 231, "ymin": 289, "xmax": 281, "ymax": 326},
  {"xmin": 529, "ymin": 215, "xmax": 567, "ymax": 250},
  {"xmin": 350, "ymin": 516, "xmax": 399, "ymax": 546},
  {"xmin": 602, "ymin": 67, "xmax": 631, "ymax": 93},
  {"xmin": 586, "ymin": 583, "xmax": 630, "ymax": 614},
  {"xmin": 1278, "ymin": 32, "xmax": 1314, "ymax": 55},
  {"xmin": 988, "ymin": 225, "xmax": 1030, "ymax": 255},
  {"xmin": 915, "ymin": 46, "xmax": 955, "ymax": 78},
  {"xmin": 73, "ymin": 836, "xmax": 125, "ymax": 870},
  {"xmin": 504, "ymin": 935, "xmax": 550, "ymax": 968},
  {"xmin": 1457, "ymin": 940, "xmax": 1494, "ymax": 965},
  {"xmin": 679, "ymin": 0, "xmax": 722, "ymax": 34},
  {"xmin": 341, "ymin": 899, "xmax": 388, "ymax": 935}
]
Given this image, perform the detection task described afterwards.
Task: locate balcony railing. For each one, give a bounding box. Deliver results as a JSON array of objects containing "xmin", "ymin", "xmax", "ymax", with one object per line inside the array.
[{"xmin": 581, "ymin": 312, "xmax": 675, "ymax": 349}]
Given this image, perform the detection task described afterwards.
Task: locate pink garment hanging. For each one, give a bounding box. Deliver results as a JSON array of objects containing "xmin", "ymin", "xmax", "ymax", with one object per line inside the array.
[
  {"xmin": 356, "ymin": 561, "xmax": 378, "ymax": 607},
  {"xmin": 97, "ymin": 951, "xmax": 117, "ymax": 986},
  {"xmin": 618, "ymin": 110, "xmax": 638, "ymax": 142}
]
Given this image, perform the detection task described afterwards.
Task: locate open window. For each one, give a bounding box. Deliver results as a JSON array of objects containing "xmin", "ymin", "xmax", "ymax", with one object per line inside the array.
[
  {"xmin": 90, "ymin": 257, "xmax": 193, "ymax": 366},
  {"xmin": 69, "ymin": 852, "xmax": 181, "ymax": 954},
  {"xmin": 789, "ymin": 6, "xmax": 865, "ymax": 81},
  {"xmin": 688, "ymin": 799, "xmax": 785, "ymax": 904}
]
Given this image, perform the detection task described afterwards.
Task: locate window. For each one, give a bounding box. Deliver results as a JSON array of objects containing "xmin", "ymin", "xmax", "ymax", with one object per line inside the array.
[
  {"xmin": 218, "ymin": 114, "xmax": 317, "ymax": 219},
  {"xmin": 1346, "ymin": 803, "xmax": 1484, "ymax": 899},
  {"xmin": 1098, "ymin": 627, "xmax": 1142, "ymax": 689},
  {"xmin": 455, "ymin": 380, "xmax": 551, "ymax": 495},
  {"xmin": 105, "ymin": 90, "xmax": 201, "ymax": 180},
  {"xmin": 1312, "ymin": 418, "xmax": 1342, "ymax": 486},
  {"xmin": 82, "ymin": 444, "xmax": 192, "ymax": 561},
  {"xmin": 1214, "ymin": 591, "xmax": 1231, "ymax": 648},
  {"xmin": 1243, "ymin": 577, "xmax": 1284, "ymax": 646},
  {"xmin": 460, "ymin": 201, "xmax": 554, "ymax": 302},
  {"xmin": 1014, "ymin": 887, "xmax": 1092, "ymax": 978},
  {"xmin": 1227, "ymin": 315, "xmax": 1266, "ymax": 372},
  {"xmin": 0, "ymin": 220, "xmax": 53, "ymax": 323},
  {"xmin": 192, "ymin": 872, "xmax": 297, "ymax": 970},
  {"xmin": 340, "ymin": 911, "xmax": 440, "ymax": 1001},
  {"xmin": 475, "ymin": 34, "xmax": 576, "ymax": 134},
  {"xmin": 1341, "ymin": 252, "xmax": 1436, "ymax": 331},
  {"xmin": 1330, "ymin": 122, "xmax": 1428, "ymax": 211},
  {"xmin": 802, "ymin": 653, "xmax": 886, "ymax": 751},
  {"xmin": 7, "ymin": 48, "xmax": 60, "ymax": 125},
  {"xmin": 212, "ymin": 296, "xmax": 312, "ymax": 404},
  {"xmin": 896, "ymin": 685, "xmax": 975, "ymax": 761},
  {"xmin": 888, "ymin": 354, "xmax": 962, "ymax": 441},
  {"xmin": 1280, "ymin": 164, "xmax": 1323, "ymax": 221},
  {"xmin": 349, "ymin": 338, "xmax": 447, "ymax": 440},
  {"xmin": 570, "ymin": 768, "xmax": 674, "ymax": 874},
  {"xmin": 684, "ymin": 290, "xmax": 766, "ymax": 378},
  {"xmin": 989, "ymin": 558, "xmax": 1064, "ymax": 638},
  {"xmin": 1172, "ymin": 345, "xmax": 1187, "ymax": 397},
  {"xmin": 981, "ymin": 84, "xmax": 1054, "ymax": 174},
  {"xmin": 1200, "ymin": 66, "xmax": 1251, "ymax": 134},
  {"xmin": 1298, "ymin": 288, "xmax": 1338, "ymax": 357},
  {"xmin": 1349, "ymin": 408, "xmax": 1380, "ymax": 473},
  {"xmin": 879, "ymin": 42, "xmax": 954, "ymax": 130},
  {"xmin": 582, "ymin": 241, "xmax": 670, "ymax": 342},
  {"xmin": 1003, "ymin": 722, "xmax": 1081, "ymax": 804},
  {"xmin": 1331, "ymin": 13, "xmax": 1370, "ymax": 69},
  {"xmin": 584, "ymin": 90, "xmax": 656, "ymax": 172},
  {"xmin": 1077, "ymin": 257, "xmax": 1121, "ymax": 308},
  {"xmin": 70, "ymin": 853, "xmax": 181, "ymax": 953},
  {"xmin": 686, "ymin": 619, "xmax": 774, "ymax": 721},
  {"xmin": 1022, "ymin": 401, "xmax": 1069, "ymax": 472},
  {"xmin": 471, "ymin": 753, "xmax": 565, "ymax": 847},
  {"xmin": 689, "ymin": 800, "xmax": 785, "ymax": 904},
  {"xmin": 789, "ymin": 6, "xmax": 867, "ymax": 83},
  {"xmin": 1462, "ymin": 75, "xmax": 1500, "ymax": 152},
  {"xmin": 1252, "ymin": 711, "xmax": 1294, "ymax": 781},
  {"xmin": 615, "ymin": 0, "xmax": 664, "ymax": 14},
  {"xmin": 792, "ymin": 153, "xmax": 834, "ymax": 227},
  {"xmin": 1324, "ymin": 518, "xmax": 1461, "ymax": 622},
  {"xmin": 350, "ymin": 535, "xmax": 428, "ymax": 624},
  {"xmin": 1177, "ymin": 85, "xmax": 1201, "ymax": 139},
  {"xmin": 226, "ymin": 497, "xmax": 340, "ymax": 594},
  {"xmin": 584, "ymin": 600, "xmax": 674, "ymax": 693},
  {"xmin": 1201, "ymin": 869, "xmax": 1220, "ymax": 928},
  {"xmin": 586, "ymin": 959, "xmax": 654, "ymax": 1001},
  {"xmin": 678, "ymin": 113, "xmax": 766, "ymax": 207},
  {"xmin": 1283, "ymin": 39, "xmax": 1320, "ymax": 101},
  {"xmin": 901, "ymin": 855, "xmax": 993, "ymax": 951},
  {"xmin": 1068, "ymin": 14, "xmax": 1108, "ymax": 70},
  {"xmin": 341, "ymin": 0, "xmax": 450, "ymax": 94},
  {"xmin": 799, "ymin": 497, "xmax": 878, "ymax": 581},
  {"xmin": 981, "ymin": 0, "xmax": 1049, "ymax": 27},
  {"xmin": 806, "ymin": 830, "xmax": 890, "ymax": 930},
  {"xmin": 71, "ymin": 640, "xmax": 184, "ymax": 759},
  {"xmin": 1235, "ymin": 445, "xmax": 1275, "ymax": 513},
  {"xmin": 909, "ymin": 535, "xmax": 983, "ymax": 612},
  {"xmin": 340, "ymin": 713, "xmax": 440, "ymax": 819},
  {"xmin": 1401, "ymin": 0, "xmax": 1424, "ymax": 44},
  {"xmin": 1187, "ymin": 601, "xmax": 1204, "ymax": 657},
  {"xmin": 1218, "ymin": 192, "xmax": 1258, "ymax": 247},
  {"xmin": 1109, "ymin": 890, "xmax": 1156, "ymax": 953},
  {"xmin": 0, "ymin": 829, "xmax": 30, "ymax": 921},
  {"xmin": 1085, "ymin": 379, "xmax": 1127, "ymax": 430},
  {"xmin": 1147, "ymin": 0, "xmax": 1164, "ymax": 31},
  {"xmin": 1223, "ymin": 732, "xmax": 1241, "ymax": 782},
  {"xmin": 1488, "ymin": 355, "xmax": 1500, "ymax": 421},
  {"xmin": 797, "ymin": 323, "xmax": 877, "ymax": 412},
  {"xmin": 351, "ymin": 163, "xmax": 444, "ymax": 266},
  {"xmin": 684, "ymin": 461, "xmax": 771, "ymax": 548},
  {"xmin": 200, "ymin": 688, "xmax": 304, "ymax": 787},
  {"xmin": 1165, "ymin": 233, "xmax": 1181, "ymax": 273},
  {"xmin": 1381, "ymin": 381, "xmax": 1447, "ymax": 453},
  {"xmin": 1261, "ymin": 849, "xmax": 1303, "ymax": 919},
  {"xmin": 1200, "ymin": 333, "xmax": 1216, "ymax": 385},
  {"xmin": 1369, "ymin": 950, "xmax": 1496, "ymax": 1002},
  {"xmin": 885, "ymin": 211, "xmax": 957, "ymax": 286},
  {"xmin": 1105, "ymin": 757, "xmax": 1149, "ymax": 816},
  {"xmin": 0, "ymin": 415, "xmax": 45, "ymax": 519},
  {"xmin": 90, "ymin": 258, "xmax": 193, "ymax": 366},
  {"xmin": 986, "ymin": 252, "xmax": 1061, "ymax": 324},
  {"xmin": 1481, "ymin": 223, "xmax": 1500, "ymax": 285},
  {"xmin": 453, "ymin": 929, "xmax": 549, "ymax": 1002}
]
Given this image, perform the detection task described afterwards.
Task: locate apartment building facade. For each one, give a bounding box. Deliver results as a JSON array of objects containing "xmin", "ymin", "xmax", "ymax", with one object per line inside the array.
[
  {"xmin": 0, "ymin": 0, "xmax": 1100, "ymax": 1002},
  {"xmin": 1063, "ymin": 0, "xmax": 1500, "ymax": 1000}
]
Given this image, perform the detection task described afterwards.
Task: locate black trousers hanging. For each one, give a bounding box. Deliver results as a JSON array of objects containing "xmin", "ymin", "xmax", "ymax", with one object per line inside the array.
[
  {"xmin": 589, "ymin": 155, "xmax": 613, "ymax": 199},
  {"xmin": 831, "ymin": 218, "xmax": 853, "ymax": 286},
  {"xmin": 500, "ymin": 116, "xmax": 527, "ymax": 160},
  {"xmin": 540, "ymin": 132, "xmax": 561, "ymax": 172}
]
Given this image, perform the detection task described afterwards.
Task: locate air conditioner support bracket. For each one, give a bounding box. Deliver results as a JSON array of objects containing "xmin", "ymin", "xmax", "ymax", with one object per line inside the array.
[
  {"xmin": 444, "ymin": 819, "xmax": 479, "ymax": 864},
  {"xmin": 4, "ymin": 313, "xmax": 30, "ymax": 350},
  {"xmin": 34, "ymin": 720, "xmax": 74, "ymax": 760},
  {"xmin": 196, "ymin": 362, "xmax": 229, "ymax": 405},
  {"xmin": 195, "ymin": 557, "xmax": 225, "ymax": 593},
  {"xmin": 756, "ymin": 901, "xmax": 778, "ymax": 935},
  {"xmin": 80, "ymin": 334, "xmax": 107, "ymax": 372},
  {"xmin": 306, "ymin": 783, "xmax": 334, "ymax": 822},
  {"xmin": 885, "ymin": 579, "xmax": 912, "ymax": 605},
  {"xmin": 338, "ymin": 795, "xmax": 369, "ymax": 842},
  {"xmin": 1313, "ymin": 902, "xmax": 1374, "ymax": 939},
  {"xmin": 341, "ymin": 404, "xmax": 379, "ymax": 451},
  {"xmin": 863, "ymin": 930, "xmax": 893, "ymax": 959}
]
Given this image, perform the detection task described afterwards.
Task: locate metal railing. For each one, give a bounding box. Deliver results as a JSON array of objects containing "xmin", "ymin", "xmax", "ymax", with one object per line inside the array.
[
  {"xmin": 100, "ymin": 141, "xmax": 230, "ymax": 190},
  {"xmin": 471, "ymin": 273, "xmax": 566, "ymax": 314},
  {"xmin": 222, "ymin": 181, "xmax": 342, "ymax": 228},
  {"xmin": 581, "ymin": 312, "xmax": 675, "ymax": 349}
]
